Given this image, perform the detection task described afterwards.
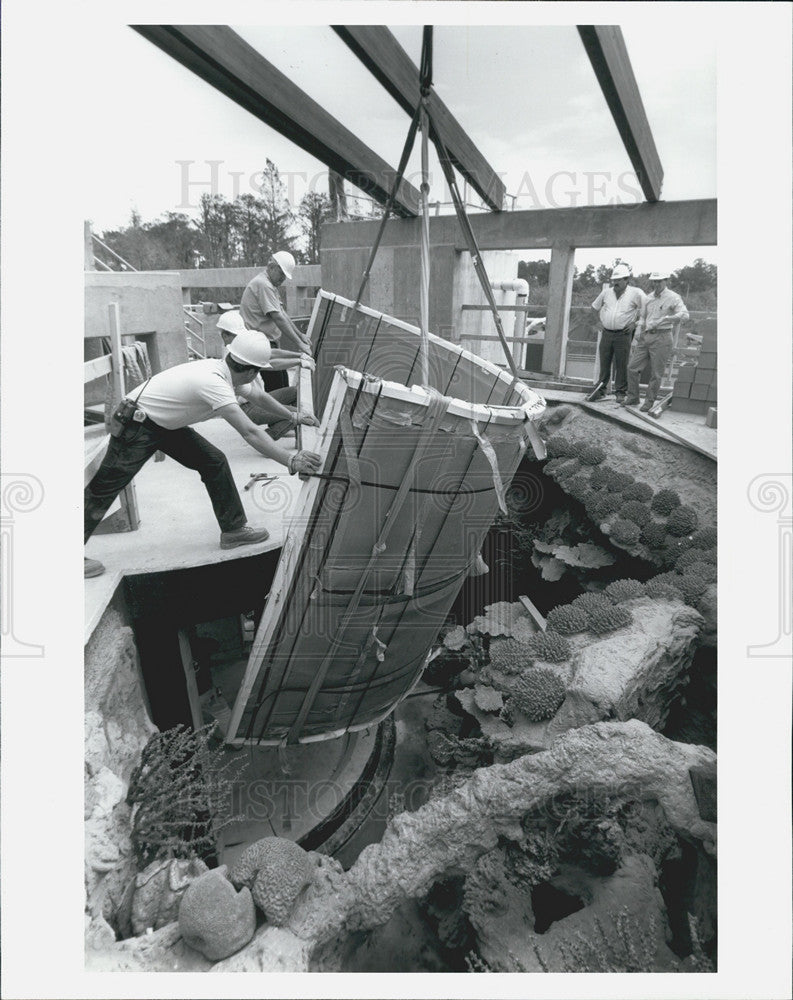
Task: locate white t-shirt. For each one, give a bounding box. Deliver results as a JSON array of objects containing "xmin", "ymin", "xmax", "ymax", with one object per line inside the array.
[{"xmin": 131, "ymin": 358, "xmax": 253, "ymax": 430}]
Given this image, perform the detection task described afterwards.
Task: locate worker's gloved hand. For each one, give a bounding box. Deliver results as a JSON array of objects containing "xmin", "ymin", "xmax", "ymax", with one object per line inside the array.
[
  {"xmin": 298, "ymin": 355, "xmax": 316, "ymax": 371},
  {"xmin": 288, "ymin": 450, "xmax": 322, "ymax": 475},
  {"xmin": 296, "ymin": 411, "xmax": 320, "ymax": 427}
]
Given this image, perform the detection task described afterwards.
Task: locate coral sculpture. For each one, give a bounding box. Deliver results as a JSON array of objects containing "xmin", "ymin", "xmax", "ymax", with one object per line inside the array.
[
  {"xmin": 610, "ymin": 518, "xmax": 642, "ymax": 546},
  {"xmin": 571, "ymin": 592, "xmax": 612, "ymax": 616},
  {"xmin": 604, "ymin": 579, "xmax": 645, "ymax": 603},
  {"xmin": 675, "ymin": 549, "xmax": 706, "ymax": 572},
  {"xmin": 126, "ymin": 724, "xmax": 246, "ymax": 867},
  {"xmin": 526, "ymin": 630, "xmax": 572, "ymax": 663},
  {"xmin": 545, "ymin": 434, "xmax": 576, "ymax": 458},
  {"xmin": 651, "ymin": 489, "xmax": 682, "ymax": 515},
  {"xmin": 229, "ymin": 837, "xmax": 314, "ymax": 926},
  {"xmin": 641, "ymin": 522, "xmax": 667, "ymax": 548},
  {"xmin": 587, "ymin": 491, "xmax": 622, "ymax": 522},
  {"xmin": 575, "ymin": 443, "xmax": 607, "ymax": 466},
  {"xmin": 691, "ymin": 527, "xmax": 717, "ymax": 549},
  {"xmin": 462, "ymin": 850, "xmax": 509, "ymax": 922},
  {"xmin": 603, "ymin": 470, "xmax": 635, "ymax": 492},
  {"xmin": 509, "ymin": 668, "xmax": 567, "ymax": 721},
  {"xmin": 178, "ymin": 866, "xmax": 255, "ymax": 961},
  {"xmin": 545, "ymin": 604, "xmax": 590, "ymax": 635},
  {"xmin": 666, "ymin": 506, "xmax": 698, "ymax": 537},
  {"xmin": 621, "ymin": 482, "xmax": 654, "ymax": 504},
  {"xmin": 620, "ymin": 501, "xmax": 652, "ymax": 526},
  {"xmin": 680, "ymin": 561, "xmax": 717, "ymax": 584},
  {"xmin": 588, "ymin": 466, "xmax": 611, "ymax": 490},
  {"xmin": 587, "ymin": 603, "xmax": 633, "ymax": 635},
  {"xmin": 566, "ymin": 474, "xmax": 593, "ymax": 502},
  {"xmin": 675, "ymin": 574, "xmax": 709, "ymax": 602},
  {"xmin": 645, "ymin": 576, "xmax": 683, "ymax": 600},
  {"xmin": 488, "ymin": 638, "xmax": 531, "ymax": 675}
]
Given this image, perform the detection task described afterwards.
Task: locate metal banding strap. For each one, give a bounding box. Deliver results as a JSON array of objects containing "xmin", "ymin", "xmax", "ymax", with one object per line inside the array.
[{"xmin": 470, "ymin": 419, "xmax": 508, "ymax": 515}]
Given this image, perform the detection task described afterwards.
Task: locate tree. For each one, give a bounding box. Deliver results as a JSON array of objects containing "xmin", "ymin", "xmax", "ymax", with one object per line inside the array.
[
  {"xmin": 255, "ymin": 159, "xmax": 298, "ymax": 259},
  {"xmin": 298, "ymin": 190, "xmax": 333, "ymax": 263},
  {"xmin": 518, "ymin": 260, "xmax": 550, "ymax": 286},
  {"xmin": 671, "ymin": 258, "xmax": 717, "ymax": 294}
]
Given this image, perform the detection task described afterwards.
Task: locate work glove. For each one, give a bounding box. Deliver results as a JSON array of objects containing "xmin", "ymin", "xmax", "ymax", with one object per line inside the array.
[
  {"xmin": 288, "ymin": 450, "xmax": 322, "ymax": 475},
  {"xmin": 298, "ymin": 355, "xmax": 316, "ymax": 371},
  {"xmin": 288, "ymin": 410, "xmax": 320, "ymax": 428}
]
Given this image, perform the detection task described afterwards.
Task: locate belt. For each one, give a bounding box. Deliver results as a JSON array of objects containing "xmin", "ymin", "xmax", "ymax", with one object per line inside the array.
[{"xmin": 602, "ymin": 326, "xmax": 633, "ymax": 333}]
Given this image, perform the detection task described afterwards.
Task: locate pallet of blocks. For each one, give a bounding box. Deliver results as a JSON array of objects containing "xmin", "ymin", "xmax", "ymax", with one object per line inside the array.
[{"xmin": 669, "ymin": 317, "xmax": 716, "ymax": 416}]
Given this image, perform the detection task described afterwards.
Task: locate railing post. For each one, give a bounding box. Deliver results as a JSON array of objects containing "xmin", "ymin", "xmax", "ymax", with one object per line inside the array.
[{"xmin": 542, "ymin": 244, "xmax": 575, "ymax": 377}]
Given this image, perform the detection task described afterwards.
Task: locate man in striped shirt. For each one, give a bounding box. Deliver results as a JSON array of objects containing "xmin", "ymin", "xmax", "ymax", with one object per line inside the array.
[
  {"xmin": 624, "ymin": 272, "xmax": 689, "ymax": 411},
  {"xmin": 589, "ymin": 262, "xmax": 645, "ymax": 403}
]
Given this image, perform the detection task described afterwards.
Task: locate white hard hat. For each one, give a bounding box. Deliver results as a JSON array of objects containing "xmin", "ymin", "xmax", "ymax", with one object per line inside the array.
[
  {"xmin": 226, "ymin": 331, "xmax": 272, "ymax": 368},
  {"xmin": 216, "ymin": 310, "xmax": 247, "ymax": 335},
  {"xmin": 610, "ymin": 263, "xmax": 632, "ymax": 280},
  {"xmin": 649, "ymin": 271, "xmax": 670, "ymax": 281},
  {"xmin": 270, "ymin": 250, "xmax": 296, "ymax": 280}
]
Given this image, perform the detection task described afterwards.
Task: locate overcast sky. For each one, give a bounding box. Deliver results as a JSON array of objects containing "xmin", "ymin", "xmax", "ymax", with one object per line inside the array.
[{"xmin": 85, "ymin": 21, "xmax": 716, "ymax": 272}]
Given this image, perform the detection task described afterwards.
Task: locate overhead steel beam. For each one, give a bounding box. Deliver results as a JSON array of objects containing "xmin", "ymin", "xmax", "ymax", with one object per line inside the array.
[
  {"xmin": 578, "ymin": 25, "xmax": 664, "ymax": 202},
  {"xmin": 333, "ymin": 25, "xmax": 507, "ymax": 211},
  {"xmin": 133, "ymin": 25, "xmax": 421, "ymax": 217},
  {"xmin": 321, "ymin": 199, "xmax": 717, "ymax": 252}
]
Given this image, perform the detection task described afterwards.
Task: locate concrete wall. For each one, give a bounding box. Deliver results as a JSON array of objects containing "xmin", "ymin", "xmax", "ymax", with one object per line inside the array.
[{"xmin": 85, "ymin": 271, "xmax": 188, "ymax": 374}]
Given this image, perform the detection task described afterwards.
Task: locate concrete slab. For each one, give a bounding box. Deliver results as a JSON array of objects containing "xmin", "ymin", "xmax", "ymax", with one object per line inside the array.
[{"xmin": 84, "ymin": 419, "xmax": 301, "ymax": 643}]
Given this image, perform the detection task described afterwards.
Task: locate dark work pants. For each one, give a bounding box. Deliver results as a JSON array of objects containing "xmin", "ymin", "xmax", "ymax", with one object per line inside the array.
[
  {"xmin": 241, "ymin": 385, "xmax": 297, "ymax": 440},
  {"xmin": 84, "ymin": 420, "xmax": 246, "ymax": 542},
  {"xmin": 597, "ymin": 328, "xmax": 633, "ymax": 396}
]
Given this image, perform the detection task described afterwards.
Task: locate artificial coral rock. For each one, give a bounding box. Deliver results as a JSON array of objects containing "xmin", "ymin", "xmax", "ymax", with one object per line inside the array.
[
  {"xmin": 641, "ymin": 522, "xmax": 667, "ymax": 548},
  {"xmin": 575, "ymin": 444, "xmax": 607, "ymax": 466},
  {"xmin": 691, "ymin": 527, "xmax": 717, "ymax": 549},
  {"xmin": 586, "ymin": 491, "xmax": 621, "ymax": 522},
  {"xmin": 645, "ymin": 576, "xmax": 683, "ymax": 601},
  {"xmin": 546, "ymin": 434, "xmax": 576, "ymax": 458},
  {"xmin": 603, "ymin": 470, "xmax": 635, "ymax": 492},
  {"xmin": 587, "ymin": 603, "xmax": 633, "ymax": 636},
  {"xmin": 566, "ymin": 474, "xmax": 592, "ymax": 502},
  {"xmin": 571, "ymin": 592, "xmax": 612, "ymax": 616},
  {"xmin": 130, "ymin": 857, "xmax": 208, "ymax": 937},
  {"xmin": 545, "ymin": 604, "xmax": 590, "ymax": 635},
  {"xmin": 610, "ymin": 519, "xmax": 642, "ymax": 546},
  {"xmin": 488, "ymin": 638, "xmax": 532, "ymax": 675},
  {"xmin": 178, "ymin": 866, "xmax": 255, "ymax": 961},
  {"xmin": 666, "ymin": 506, "xmax": 699, "ymax": 537},
  {"xmin": 509, "ymin": 668, "xmax": 567, "ymax": 722},
  {"xmin": 651, "ymin": 489, "xmax": 682, "ymax": 516},
  {"xmin": 526, "ymin": 630, "xmax": 572, "ymax": 663},
  {"xmin": 621, "ymin": 482, "xmax": 654, "ymax": 503},
  {"xmin": 229, "ymin": 837, "xmax": 314, "ymax": 926},
  {"xmin": 620, "ymin": 501, "xmax": 652, "ymax": 526},
  {"xmin": 604, "ymin": 579, "xmax": 645, "ymax": 603}
]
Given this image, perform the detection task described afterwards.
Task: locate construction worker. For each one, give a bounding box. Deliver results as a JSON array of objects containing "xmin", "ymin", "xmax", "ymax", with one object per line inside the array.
[
  {"xmin": 84, "ymin": 331, "xmax": 322, "ymax": 578},
  {"xmin": 217, "ymin": 309, "xmax": 316, "ymax": 440},
  {"xmin": 240, "ymin": 250, "xmax": 312, "ymax": 355},
  {"xmin": 589, "ymin": 262, "xmax": 644, "ymax": 403},
  {"xmin": 624, "ymin": 271, "xmax": 689, "ymax": 411}
]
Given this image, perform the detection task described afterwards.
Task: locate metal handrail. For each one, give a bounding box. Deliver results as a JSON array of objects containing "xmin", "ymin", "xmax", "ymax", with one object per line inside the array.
[
  {"xmin": 183, "ymin": 306, "xmax": 207, "ymax": 359},
  {"xmin": 91, "ymin": 234, "xmax": 138, "ymax": 272}
]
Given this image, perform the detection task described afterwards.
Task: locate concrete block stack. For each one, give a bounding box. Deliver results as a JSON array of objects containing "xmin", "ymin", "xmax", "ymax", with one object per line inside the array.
[{"xmin": 669, "ymin": 318, "xmax": 717, "ymax": 417}]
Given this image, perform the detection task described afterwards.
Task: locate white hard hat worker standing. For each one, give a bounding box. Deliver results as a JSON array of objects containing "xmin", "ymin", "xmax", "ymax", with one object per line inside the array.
[
  {"xmin": 624, "ymin": 271, "xmax": 689, "ymax": 411},
  {"xmin": 239, "ymin": 249, "xmax": 311, "ymax": 355},
  {"xmin": 589, "ymin": 261, "xmax": 645, "ymax": 403},
  {"xmin": 84, "ymin": 331, "xmax": 322, "ymax": 578}
]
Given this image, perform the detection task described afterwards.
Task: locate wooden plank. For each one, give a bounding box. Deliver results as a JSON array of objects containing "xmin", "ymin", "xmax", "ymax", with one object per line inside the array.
[
  {"xmin": 617, "ymin": 406, "xmax": 717, "ymax": 461},
  {"xmin": 83, "ymin": 354, "xmax": 113, "ymax": 383},
  {"xmin": 133, "ymin": 25, "xmax": 421, "ymax": 217},
  {"xmin": 518, "ymin": 595, "xmax": 546, "ymax": 631},
  {"xmin": 320, "ymin": 198, "xmax": 717, "ymax": 252},
  {"xmin": 333, "ymin": 26, "xmax": 506, "ymax": 211},
  {"xmin": 577, "ymin": 26, "xmax": 664, "ymax": 202},
  {"xmin": 543, "ymin": 245, "xmax": 575, "ymax": 376},
  {"xmin": 178, "ymin": 629, "xmax": 205, "ymax": 732}
]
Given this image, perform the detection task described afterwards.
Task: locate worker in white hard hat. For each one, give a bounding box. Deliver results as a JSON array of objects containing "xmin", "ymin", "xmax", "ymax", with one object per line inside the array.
[
  {"xmin": 240, "ymin": 250, "xmax": 311, "ymax": 355},
  {"xmin": 589, "ymin": 261, "xmax": 644, "ymax": 403},
  {"xmin": 624, "ymin": 271, "xmax": 689, "ymax": 411},
  {"xmin": 84, "ymin": 331, "xmax": 322, "ymax": 578},
  {"xmin": 216, "ymin": 310, "xmax": 318, "ymax": 439}
]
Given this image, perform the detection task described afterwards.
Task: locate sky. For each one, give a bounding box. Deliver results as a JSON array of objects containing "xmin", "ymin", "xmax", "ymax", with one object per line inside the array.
[{"xmin": 84, "ymin": 21, "xmax": 716, "ymax": 273}]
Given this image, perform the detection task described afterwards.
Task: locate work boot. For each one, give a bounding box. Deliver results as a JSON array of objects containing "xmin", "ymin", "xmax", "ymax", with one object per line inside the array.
[
  {"xmin": 615, "ymin": 394, "xmax": 626, "ymax": 404},
  {"xmin": 84, "ymin": 557, "xmax": 105, "ymax": 578},
  {"xmin": 639, "ymin": 399, "xmax": 654, "ymax": 412},
  {"xmin": 220, "ymin": 525, "xmax": 271, "ymax": 550},
  {"xmin": 621, "ymin": 397, "xmax": 640, "ymax": 407}
]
